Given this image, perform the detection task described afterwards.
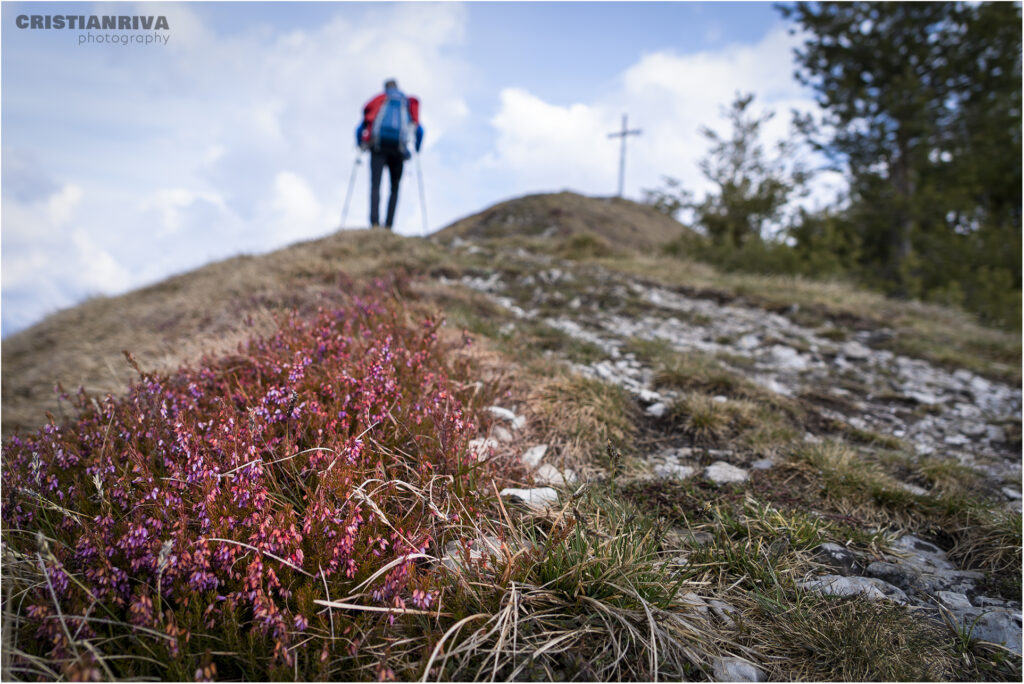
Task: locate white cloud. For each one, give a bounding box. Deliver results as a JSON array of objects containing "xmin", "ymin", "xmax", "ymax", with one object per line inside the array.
[
  {"xmin": 2, "ymin": 182, "xmax": 132, "ymax": 332},
  {"xmin": 46, "ymin": 184, "xmax": 83, "ymax": 226},
  {"xmin": 266, "ymin": 170, "xmax": 333, "ymax": 243},
  {"xmin": 485, "ymin": 89, "xmax": 619, "ymax": 192},
  {"xmin": 138, "ymin": 188, "xmax": 232, "ymax": 236}
]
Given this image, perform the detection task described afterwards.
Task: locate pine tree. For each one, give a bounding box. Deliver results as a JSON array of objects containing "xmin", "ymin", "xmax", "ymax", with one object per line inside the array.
[{"xmin": 780, "ymin": 1, "xmax": 1021, "ymax": 324}]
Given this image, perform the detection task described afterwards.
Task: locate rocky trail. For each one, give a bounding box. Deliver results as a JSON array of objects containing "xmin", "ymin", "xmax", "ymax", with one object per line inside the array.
[{"xmin": 445, "ymin": 237, "xmax": 1023, "ymax": 663}]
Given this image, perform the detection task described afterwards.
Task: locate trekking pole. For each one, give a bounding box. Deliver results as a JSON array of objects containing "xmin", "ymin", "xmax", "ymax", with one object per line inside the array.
[
  {"xmin": 340, "ymin": 152, "xmax": 362, "ymax": 228},
  {"xmin": 415, "ymin": 153, "xmax": 428, "ymax": 237}
]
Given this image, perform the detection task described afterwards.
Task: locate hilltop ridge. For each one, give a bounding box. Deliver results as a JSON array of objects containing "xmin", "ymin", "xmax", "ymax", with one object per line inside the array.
[{"xmin": 437, "ymin": 190, "xmax": 694, "ymax": 251}]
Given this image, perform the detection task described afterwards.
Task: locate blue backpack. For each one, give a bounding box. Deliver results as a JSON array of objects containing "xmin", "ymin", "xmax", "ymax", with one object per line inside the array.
[{"xmin": 371, "ymin": 91, "xmax": 411, "ymax": 150}]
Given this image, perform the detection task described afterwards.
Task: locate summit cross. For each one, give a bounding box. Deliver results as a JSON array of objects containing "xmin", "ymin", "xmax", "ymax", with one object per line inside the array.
[{"xmin": 607, "ymin": 113, "xmax": 642, "ymax": 198}]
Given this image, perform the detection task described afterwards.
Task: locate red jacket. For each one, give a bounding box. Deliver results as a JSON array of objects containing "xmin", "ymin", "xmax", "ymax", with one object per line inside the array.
[{"xmin": 357, "ymin": 90, "xmax": 421, "ymax": 147}]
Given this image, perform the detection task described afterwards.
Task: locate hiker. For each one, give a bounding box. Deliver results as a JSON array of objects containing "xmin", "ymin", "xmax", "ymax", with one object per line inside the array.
[{"xmin": 355, "ymin": 79, "xmax": 424, "ymax": 229}]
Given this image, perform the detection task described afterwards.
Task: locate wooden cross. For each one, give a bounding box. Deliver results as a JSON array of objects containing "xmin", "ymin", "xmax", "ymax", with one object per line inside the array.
[{"xmin": 607, "ymin": 114, "xmax": 642, "ymax": 197}]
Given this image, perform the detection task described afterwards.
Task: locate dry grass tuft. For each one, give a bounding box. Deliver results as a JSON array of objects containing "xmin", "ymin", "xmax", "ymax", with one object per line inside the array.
[
  {"xmin": 747, "ymin": 596, "xmax": 961, "ymax": 681},
  {"xmin": 422, "ymin": 486, "xmax": 749, "ymax": 681},
  {"xmin": 526, "ymin": 372, "xmax": 640, "ymax": 468}
]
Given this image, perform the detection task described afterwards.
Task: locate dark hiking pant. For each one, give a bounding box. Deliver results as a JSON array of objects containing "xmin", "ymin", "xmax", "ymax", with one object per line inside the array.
[{"xmin": 369, "ymin": 146, "xmax": 405, "ymax": 228}]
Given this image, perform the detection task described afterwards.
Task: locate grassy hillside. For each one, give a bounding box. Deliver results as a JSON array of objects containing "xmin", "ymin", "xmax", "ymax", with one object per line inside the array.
[
  {"xmin": 5, "ymin": 193, "xmax": 1017, "ymax": 440},
  {"xmin": 3, "ymin": 192, "xmax": 1021, "ymax": 681}
]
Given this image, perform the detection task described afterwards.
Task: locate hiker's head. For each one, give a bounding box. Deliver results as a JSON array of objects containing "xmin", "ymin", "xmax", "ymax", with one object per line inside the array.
[{"xmin": 384, "ymin": 79, "xmax": 398, "ymax": 91}]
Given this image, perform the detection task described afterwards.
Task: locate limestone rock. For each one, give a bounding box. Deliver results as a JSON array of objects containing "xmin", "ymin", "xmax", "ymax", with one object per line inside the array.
[
  {"xmin": 679, "ymin": 591, "xmax": 709, "ymax": 615},
  {"xmin": 468, "ymin": 438, "xmax": 499, "ymax": 461},
  {"xmin": 841, "ymin": 340, "xmax": 872, "ymax": 360},
  {"xmin": 521, "ymin": 444, "xmax": 547, "ymax": 468},
  {"xmin": 488, "ymin": 406, "xmax": 514, "ymax": 421},
  {"xmin": 971, "ymin": 610, "xmax": 1022, "ymax": 655},
  {"xmin": 897, "ymin": 481, "xmax": 929, "ymax": 496},
  {"xmin": 441, "ymin": 535, "xmax": 502, "ymax": 572},
  {"xmin": 491, "ymin": 425, "xmax": 514, "ymax": 443},
  {"xmin": 654, "ymin": 462, "xmax": 696, "ymax": 480},
  {"xmin": 488, "ymin": 406, "xmax": 525, "ymax": 430},
  {"xmin": 769, "ymin": 345, "xmax": 809, "ymax": 371},
  {"xmin": 865, "ymin": 561, "xmax": 920, "ymax": 591},
  {"xmin": 534, "ymin": 463, "xmax": 577, "ymax": 487},
  {"xmin": 815, "ymin": 543, "xmax": 862, "ymax": 576},
  {"xmin": 799, "ymin": 574, "xmax": 908, "ymax": 604},
  {"xmin": 889, "ymin": 535, "xmax": 955, "ymax": 572},
  {"xmin": 646, "ymin": 402, "xmax": 668, "ymax": 418},
  {"xmin": 712, "ymin": 656, "xmax": 765, "ymax": 683},
  {"xmin": 499, "ymin": 487, "xmax": 558, "ymax": 510},
  {"xmin": 705, "ymin": 461, "xmax": 748, "ymax": 484},
  {"xmin": 736, "ymin": 334, "xmax": 760, "ymax": 351},
  {"xmin": 936, "ymin": 591, "xmax": 973, "ymax": 612}
]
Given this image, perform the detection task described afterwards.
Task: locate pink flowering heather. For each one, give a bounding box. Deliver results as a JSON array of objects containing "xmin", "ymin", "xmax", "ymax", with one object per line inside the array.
[{"xmin": 2, "ymin": 283, "xmax": 494, "ymax": 681}]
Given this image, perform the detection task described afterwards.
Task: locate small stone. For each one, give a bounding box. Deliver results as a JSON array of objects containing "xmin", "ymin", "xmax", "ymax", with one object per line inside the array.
[
  {"xmin": 750, "ymin": 458, "xmax": 775, "ymax": 470},
  {"xmin": 799, "ymin": 574, "xmax": 908, "ymax": 604},
  {"xmin": 521, "ymin": 445, "xmax": 548, "ymax": 468},
  {"xmin": 944, "ymin": 434, "xmax": 970, "ymax": 446},
  {"xmin": 736, "ymin": 334, "xmax": 760, "ymax": 351},
  {"xmin": 907, "ymin": 391, "xmax": 941, "ymax": 405},
  {"xmin": 468, "ymin": 438, "xmax": 499, "ymax": 461},
  {"xmin": 487, "ymin": 406, "xmax": 518, "ymax": 422},
  {"xmin": 534, "ymin": 463, "xmax": 575, "ymax": 487},
  {"xmin": 969, "ymin": 610, "xmax": 1022, "ymax": 656},
  {"xmin": 1002, "ymin": 486, "xmax": 1021, "ymax": 501},
  {"xmin": 713, "ymin": 395, "xmax": 728, "ymax": 403},
  {"xmin": 841, "ymin": 340, "xmax": 872, "ymax": 360},
  {"xmin": 654, "ymin": 463, "xmax": 696, "ymax": 480},
  {"xmin": 954, "ymin": 402, "xmax": 983, "ymax": 419},
  {"xmin": 704, "ymin": 461, "xmax": 748, "ymax": 484},
  {"xmin": 646, "ymin": 402, "xmax": 668, "ymax": 418},
  {"xmin": 492, "ymin": 425, "xmax": 514, "ymax": 443},
  {"xmin": 499, "ymin": 487, "xmax": 559, "ymax": 510},
  {"xmin": 959, "ymin": 422, "xmax": 987, "ymax": 438},
  {"xmin": 969, "ymin": 376, "xmax": 993, "ymax": 396},
  {"xmin": 890, "ymin": 535, "xmax": 955, "ymax": 571},
  {"xmin": 973, "ymin": 595, "xmax": 1014, "ymax": 608},
  {"xmin": 769, "ymin": 345, "xmax": 809, "ymax": 371},
  {"xmin": 897, "ymin": 481, "xmax": 929, "ymax": 496},
  {"xmin": 712, "ymin": 656, "xmax": 765, "ymax": 682},
  {"xmin": 953, "ymin": 369, "xmax": 974, "ymax": 383},
  {"xmin": 937, "ymin": 591, "xmax": 973, "ymax": 612},
  {"xmin": 638, "ymin": 388, "xmax": 663, "ymax": 403},
  {"xmin": 865, "ymin": 561, "xmax": 920, "ymax": 590},
  {"xmin": 815, "ymin": 543, "xmax": 862, "ymax": 576},
  {"xmin": 987, "ymin": 425, "xmax": 1007, "ymax": 443},
  {"xmin": 511, "ymin": 415, "xmax": 527, "ymax": 430},
  {"xmin": 441, "ymin": 535, "xmax": 502, "ymax": 571},
  {"xmin": 679, "ymin": 592, "xmax": 709, "ymax": 615}
]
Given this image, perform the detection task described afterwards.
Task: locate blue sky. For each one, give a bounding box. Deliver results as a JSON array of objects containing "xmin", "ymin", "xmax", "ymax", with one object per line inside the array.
[{"xmin": 2, "ymin": 1, "xmax": 840, "ymax": 336}]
